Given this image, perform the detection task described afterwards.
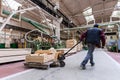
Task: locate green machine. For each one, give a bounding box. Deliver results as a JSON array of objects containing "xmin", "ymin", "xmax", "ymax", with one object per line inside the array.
[
  {"xmin": 0, "ymin": 43, "xmax": 5, "ymax": 48},
  {"xmin": 25, "ymin": 29, "xmax": 52, "ymax": 53}
]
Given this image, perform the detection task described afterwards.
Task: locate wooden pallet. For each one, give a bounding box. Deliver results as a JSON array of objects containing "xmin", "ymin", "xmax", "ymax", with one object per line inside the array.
[{"xmin": 24, "ymin": 62, "xmax": 49, "ymax": 69}]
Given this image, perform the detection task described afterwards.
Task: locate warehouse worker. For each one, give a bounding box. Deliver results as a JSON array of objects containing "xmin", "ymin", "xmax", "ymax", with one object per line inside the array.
[{"xmin": 80, "ymin": 24, "xmax": 105, "ymax": 70}]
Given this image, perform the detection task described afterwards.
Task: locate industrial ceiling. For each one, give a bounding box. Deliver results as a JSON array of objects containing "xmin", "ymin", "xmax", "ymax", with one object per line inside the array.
[
  {"xmin": 58, "ymin": 0, "xmax": 118, "ymax": 26},
  {"xmin": 1, "ymin": 0, "xmax": 119, "ymax": 39},
  {"xmin": 15, "ymin": 0, "xmax": 119, "ymax": 27}
]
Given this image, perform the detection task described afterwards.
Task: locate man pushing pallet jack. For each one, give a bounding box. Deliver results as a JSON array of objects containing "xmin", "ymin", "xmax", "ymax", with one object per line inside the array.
[{"xmin": 24, "ymin": 24, "xmax": 105, "ymax": 70}]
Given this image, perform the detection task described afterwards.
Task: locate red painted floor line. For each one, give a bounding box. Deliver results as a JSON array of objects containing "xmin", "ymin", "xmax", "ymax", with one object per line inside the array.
[
  {"xmin": 0, "ymin": 61, "xmax": 28, "ymax": 78},
  {"xmin": 106, "ymin": 51, "xmax": 120, "ymax": 64}
]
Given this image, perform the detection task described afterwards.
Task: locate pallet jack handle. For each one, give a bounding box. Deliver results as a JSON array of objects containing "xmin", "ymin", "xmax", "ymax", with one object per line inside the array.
[
  {"xmin": 64, "ymin": 41, "xmax": 81, "ymax": 56},
  {"xmin": 58, "ymin": 41, "xmax": 81, "ymax": 61}
]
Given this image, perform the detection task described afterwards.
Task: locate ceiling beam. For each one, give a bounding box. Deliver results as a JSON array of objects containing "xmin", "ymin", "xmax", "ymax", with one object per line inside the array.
[{"xmin": 61, "ymin": 20, "xmax": 120, "ymax": 31}]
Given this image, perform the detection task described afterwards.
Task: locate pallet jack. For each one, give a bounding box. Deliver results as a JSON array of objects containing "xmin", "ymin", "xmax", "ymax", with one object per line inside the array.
[
  {"xmin": 24, "ymin": 41, "xmax": 81, "ymax": 69},
  {"xmin": 50, "ymin": 41, "xmax": 81, "ymax": 67}
]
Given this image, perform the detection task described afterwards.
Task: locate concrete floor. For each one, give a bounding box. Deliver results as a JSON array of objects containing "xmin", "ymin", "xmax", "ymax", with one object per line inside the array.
[{"xmin": 1, "ymin": 49, "xmax": 120, "ymax": 80}]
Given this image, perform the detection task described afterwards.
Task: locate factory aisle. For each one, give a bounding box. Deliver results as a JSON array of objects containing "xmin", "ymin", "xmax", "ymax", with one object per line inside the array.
[{"xmin": 1, "ymin": 49, "xmax": 120, "ymax": 80}]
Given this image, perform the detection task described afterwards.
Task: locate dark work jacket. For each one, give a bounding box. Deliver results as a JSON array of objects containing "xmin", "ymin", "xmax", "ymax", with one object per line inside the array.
[
  {"xmin": 80, "ymin": 27, "xmax": 105, "ymax": 47},
  {"xmin": 86, "ymin": 28, "xmax": 101, "ymax": 44}
]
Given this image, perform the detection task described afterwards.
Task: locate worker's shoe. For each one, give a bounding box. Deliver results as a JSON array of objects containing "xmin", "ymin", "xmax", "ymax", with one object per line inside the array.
[
  {"xmin": 80, "ymin": 64, "xmax": 86, "ymax": 70},
  {"xmin": 90, "ymin": 63, "xmax": 95, "ymax": 67}
]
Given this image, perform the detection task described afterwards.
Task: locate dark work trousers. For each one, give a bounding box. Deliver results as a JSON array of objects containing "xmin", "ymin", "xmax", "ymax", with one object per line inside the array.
[{"xmin": 81, "ymin": 43, "xmax": 95, "ymax": 66}]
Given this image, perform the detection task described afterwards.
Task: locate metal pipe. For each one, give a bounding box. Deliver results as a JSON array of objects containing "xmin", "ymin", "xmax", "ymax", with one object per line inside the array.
[
  {"xmin": 0, "ymin": 6, "xmax": 37, "ymax": 32},
  {"xmin": 25, "ymin": 29, "xmax": 42, "ymax": 43},
  {"xmin": 116, "ymin": 23, "xmax": 120, "ymax": 39},
  {"xmin": 61, "ymin": 21, "xmax": 120, "ymax": 31},
  {"xmin": 0, "ymin": 12, "xmax": 15, "ymax": 31}
]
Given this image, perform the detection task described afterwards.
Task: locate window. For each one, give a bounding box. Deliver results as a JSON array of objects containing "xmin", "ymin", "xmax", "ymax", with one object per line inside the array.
[
  {"xmin": 111, "ymin": 11, "xmax": 120, "ymax": 18},
  {"xmin": 85, "ymin": 15, "xmax": 95, "ymax": 22},
  {"xmin": 83, "ymin": 7, "xmax": 92, "ymax": 16},
  {"xmin": 114, "ymin": 1, "xmax": 120, "ymax": 10},
  {"xmin": 83, "ymin": 7, "xmax": 94, "ymax": 22},
  {"xmin": 2, "ymin": 0, "xmax": 22, "ymax": 10},
  {"xmin": 111, "ymin": 0, "xmax": 120, "ymax": 18}
]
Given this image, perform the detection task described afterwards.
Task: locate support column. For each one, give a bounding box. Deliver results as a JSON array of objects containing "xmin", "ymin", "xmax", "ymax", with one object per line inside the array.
[
  {"xmin": 117, "ymin": 24, "xmax": 120, "ymax": 39},
  {"xmin": 53, "ymin": 20, "xmax": 60, "ymax": 40}
]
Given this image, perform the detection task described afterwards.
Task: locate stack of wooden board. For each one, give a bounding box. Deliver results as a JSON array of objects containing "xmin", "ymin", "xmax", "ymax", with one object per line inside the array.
[{"xmin": 0, "ymin": 48, "xmax": 31, "ymax": 63}]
